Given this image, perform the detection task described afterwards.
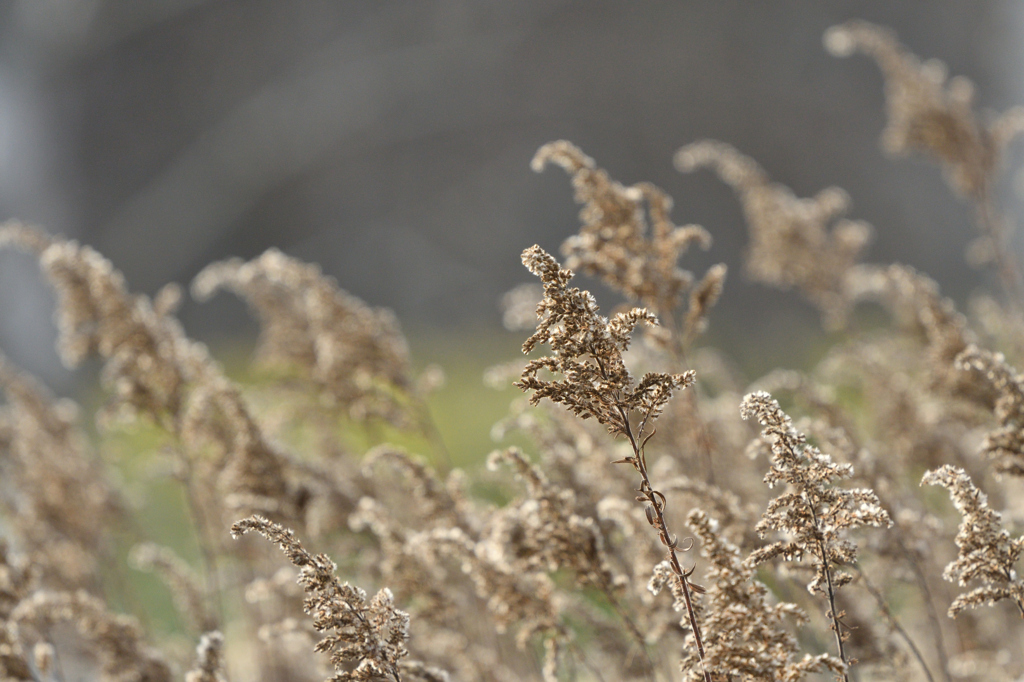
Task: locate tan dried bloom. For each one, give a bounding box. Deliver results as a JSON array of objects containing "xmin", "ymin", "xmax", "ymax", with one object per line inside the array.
[
  {"xmin": 825, "ymin": 20, "xmax": 1024, "ymax": 199},
  {"xmin": 408, "ymin": 524, "xmax": 562, "ymax": 647},
  {"xmin": 955, "ymin": 346, "xmax": 1024, "ymax": 477},
  {"xmin": 0, "ymin": 224, "xmax": 293, "ymax": 520},
  {"xmin": 0, "ymin": 351, "xmax": 118, "ymax": 588},
  {"xmin": 517, "ymin": 245, "xmax": 695, "ymax": 437},
  {"xmin": 921, "ymin": 465, "xmax": 1024, "ymax": 618},
  {"xmin": 517, "ymin": 244, "xmax": 710, "ymax": 681},
  {"xmin": 683, "ymin": 263, "xmax": 728, "ymax": 347},
  {"xmin": 11, "ymin": 589, "xmax": 171, "ymax": 682},
  {"xmin": 486, "ymin": 447, "xmax": 625, "ymax": 592},
  {"xmin": 360, "ymin": 446, "xmax": 471, "ymax": 530},
  {"xmin": 676, "ymin": 141, "xmax": 871, "ymax": 328},
  {"xmin": 185, "ymin": 631, "xmax": 228, "ymax": 682},
  {"xmin": 533, "ymin": 140, "xmax": 721, "ymax": 322},
  {"xmin": 741, "ymin": 391, "xmax": 891, "ymax": 678},
  {"xmin": 845, "ymin": 263, "xmax": 974, "ymax": 392},
  {"xmin": 192, "ymin": 249, "xmax": 414, "ymax": 424},
  {"xmin": 0, "ymin": 542, "xmax": 34, "ymax": 680},
  {"xmin": 676, "ymin": 509, "xmax": 843, "ymax": 682},
  {"xmin": 231, "ymin": 515, "xmax": 416, "ymax": 682}
]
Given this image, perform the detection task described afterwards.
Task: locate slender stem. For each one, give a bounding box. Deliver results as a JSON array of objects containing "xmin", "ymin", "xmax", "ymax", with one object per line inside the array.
[
  {"xmin": 974, "ymin": 182, "xmax": 1024, "ymax": 312},
  {"xmin": 412, "ymin": 393, "xmax": 453, "ymax": 472},
  {"xmin": 894, "ymin": 534, "xmax": 951, "ymax": 682},
  {"xmin": 807, "ymin": 504, "xmax": 850, "ymax": 682},
  {"xmin": 659, "ymin": 311, "xmax": 717, "ymax": 484},
  {"xmin": 605, "ymin": 591, "xmax": 659, "ymax": 682},
  {"xmin": 590, "ymin": 346, "xmax": 710, "ymax": 681},
  {"xmin": 852, "ymin": 564, "xmax": 935, "ymax": 682},
  {"xmin": 620, "ymin": 407, "xmax": 711, "ymax": 682},
  {"xmin": 173, "ymin": 442, "xmax": 224, "ymax": 631}
]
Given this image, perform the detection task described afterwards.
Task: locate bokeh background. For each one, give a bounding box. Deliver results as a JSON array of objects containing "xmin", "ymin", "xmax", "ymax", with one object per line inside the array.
[{"xmin": 2, "ymin": 0, "xmax": 1024, "ymax": 401}]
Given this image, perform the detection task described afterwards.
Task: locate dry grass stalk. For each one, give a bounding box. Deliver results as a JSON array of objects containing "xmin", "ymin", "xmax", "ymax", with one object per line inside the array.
[
  {"xmin": 515, "ymin": 244, "xmax": 710, "ymax": 681},
  {"xmin": 231, "ymin": 515, "xmax": 421, "ymax": 682},
  {"xmin": 921, "ymin": 466, "xmax": 1024, "ymax": 618},
  {"xmin": 741, "ymin": 391, "xmax": 892, "ymax": 680},
  {"xmin": 5, "ymin": 17, "xmax": 1024, "ymax": 682},
  {"xmin": 675, "ymin": 140, "xmax": 871, "ymax": 329}
]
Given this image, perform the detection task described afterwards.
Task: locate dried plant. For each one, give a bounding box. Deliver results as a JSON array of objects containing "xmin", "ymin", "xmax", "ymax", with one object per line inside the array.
[
  {"xmin": 824, "ymin": 20, "xmax": 1024, "ymax": 201},
  {"xmin": 954, "ymin": 346, "xmax": 1024, "ymax": 477},
  {"xmin": 675, "ymin": 140, "xmax": 871, "ymax": 328},
  {"xmin": 186, "ymin": 631, "xmax": 228, "ymax": 682},
  {"xmin": 129, "ymin": 543, "xmax": 215, "ymax": 634},
  {"xmin": 0, "ymin": 351, "xmax": 118, "ymax": 589},
  {"xmin": 192, "ymin": 249, "xmax": 417, "ymax": 426},
  {"xmin": 516, "ymin": 244, "xmax": 694, "ymax": 435},
  {"xmin": 515, "ymin": 244, "xmax": 711, "ymax": 681},
  {"xmin": 533, "ymin": 140, "xmax": 726, "ymax": 349},
  {"xmin": 0, "ymin": 224, "xmax": 295, "ymax": 528},
  {"xmin": 4, "ymin": 17, "xmax": 1024, "ymax": 682},
  {"xmin": 921, "ymin": 466, "xmax": 1024, "ymax": 618},
  {"xmin": 11, "ymin": 589, "xmax": 171, "ymax": 682},
  {"xmin": 231, "ymin": 515, "xmax": 420, "ymax": 682},
  {"xmin": 741, "ymin": 391, "xmax": 892, "ymax": 679},
  {"xmin": 677, "ymin": 509, "xmax": 843, "ymax": 681},
  {"xmin": 533, "ymin": 141, "xmax": 709, "ymax": 313},
  {"xmin": 825, "ymin": 19, "xmax": 1024, "ymax": 305}
]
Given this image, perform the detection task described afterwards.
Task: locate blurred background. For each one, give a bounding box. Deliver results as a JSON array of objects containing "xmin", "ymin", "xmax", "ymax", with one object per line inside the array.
[{"xmin": 1, "ymin": 0, "xmax": 1024, "ymax": 397}]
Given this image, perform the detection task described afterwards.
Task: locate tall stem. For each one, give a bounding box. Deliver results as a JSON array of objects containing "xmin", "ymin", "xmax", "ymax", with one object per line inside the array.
[
  {"xmin": 620, "ymin": 407, "xmax": 712, "ymax": 682},
  {"xmin": 808, "ymin": 504, "xmax": 849, "ymax": 682},
  {"xmin": 974, "ymin": 182, "xmax": 1024, "ymax": 312},
  {"xmin": 852, "ymin": 564, "xmax": 934, "ymax": 682}
]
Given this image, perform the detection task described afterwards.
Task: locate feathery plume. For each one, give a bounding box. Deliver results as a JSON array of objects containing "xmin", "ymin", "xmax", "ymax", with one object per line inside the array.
[
  {"xmin": 741, "ymin": 391, "xmax": 891, "ymax": 679},
  {"xmin": 533, "ymin": 141, "xmax": 716, "ymax": 320},
  {"xmin": 231, "ymin": 515, "xmax": 416, "ymax": 682},
  {"xmin": 921, "ymin": 465, "xmax": 1024, "ymax": 618},
  {"xmin": 676, "ymin": 141, "xmax": 870, "ymax": 328},
  {"xmin": 954, "ymin": 346, "xmax": 1024, "ymax": 477}
]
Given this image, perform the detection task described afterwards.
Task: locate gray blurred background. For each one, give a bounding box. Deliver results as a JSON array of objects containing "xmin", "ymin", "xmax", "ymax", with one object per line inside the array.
[{"xmin": 2, "ymin": 0, "xmax": 1024, "ymax": 393}]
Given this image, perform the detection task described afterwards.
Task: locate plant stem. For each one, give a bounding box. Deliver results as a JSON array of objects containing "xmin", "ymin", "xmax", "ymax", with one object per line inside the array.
[
  {"xmin": 621, "ymin": 409, "xmax": 711, "ymax": 682},
  {"xmin": 852, "ymin": 564, "xmax": 935, "ymax": 682},
  {"xmin": 974, "ymin": 182, "xmax": 1024, "ymax": 312},
  {"xmin": 808, "ymin": 503, "xmax": 850, "ymax": 682}
]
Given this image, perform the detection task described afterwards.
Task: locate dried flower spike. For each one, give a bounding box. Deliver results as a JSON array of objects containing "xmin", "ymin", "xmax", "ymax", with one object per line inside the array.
[
  {"xmin": 741, "ymin": 391, "xmax": 891, "ymax": 680},
  {"xmin": 516, "ymin": 245, "xmax": 710, "ymax": 681},
  {"xmin": 193, "ymin": 249, "xmax": 414, "ymax": 425},
  {"xmin": 185, "ymin": 631, "xmax": 228, "ymax": 682},
  {"xmin": 532, "ymin": 140, "xmax": 715, "ymax": 319},
  {"xmin": 921, "ymin": 465, "xmax": 1024, "ymax": 618},
  {"xmin": 674, "ymin": 509, "xmax": 843, "ymax": 681},
  {"xmin": 825, "ymin": 20, "xmax": 1024, "ymax": 304},
  {"xmin": 517, "ymin": 245, "xmax": 694, "ymax": 437},
  {"xmin": 231, "ymin": 515, "xmax": 412, "ymax": 682},
  {"xmin": 955, "ymin": 346, "xmax": 1024, "ymax": 477},
  {"xmin": 676, "ymin": 141, "xmax": 870, "ymax": 328},
  {"xmin": 824, "ymin": 20, "xmax": 1024, "ymax": 200}
]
